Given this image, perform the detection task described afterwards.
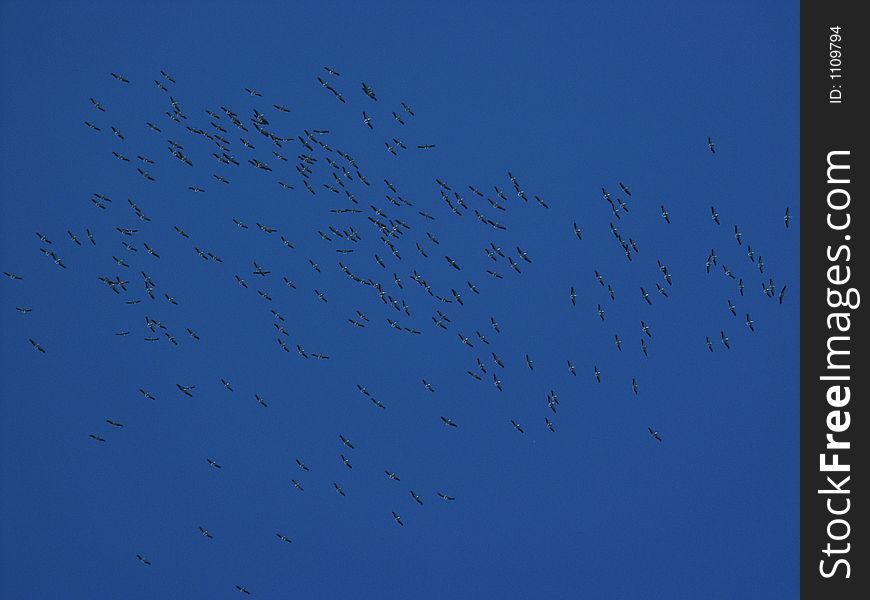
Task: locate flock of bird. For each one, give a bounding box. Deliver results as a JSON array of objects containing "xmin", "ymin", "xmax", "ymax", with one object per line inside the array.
[{"xmin": 4, "ymin": 66, "xmax": 792, "ymax": 595}]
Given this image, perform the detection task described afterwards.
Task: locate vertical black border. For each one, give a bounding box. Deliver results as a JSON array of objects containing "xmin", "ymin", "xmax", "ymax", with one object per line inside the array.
[{"xmin": 801, "ymin": 2, "xmax": 866, "ymax": 597}]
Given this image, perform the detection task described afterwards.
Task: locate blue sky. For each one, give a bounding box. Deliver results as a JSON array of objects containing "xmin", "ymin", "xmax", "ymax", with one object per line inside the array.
[{"xmin": 0, "ymin": 1, "xmax": 799, "ymax": 598}]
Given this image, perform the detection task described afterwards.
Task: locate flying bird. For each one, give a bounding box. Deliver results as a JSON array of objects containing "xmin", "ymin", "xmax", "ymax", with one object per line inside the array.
[
  {"xmin": 176, "ymin": 384, "xmax": 195, "ymax": 397},
  {"xmin": 361, "ymin": 82, "xmax": 377, "ymax": 101}
]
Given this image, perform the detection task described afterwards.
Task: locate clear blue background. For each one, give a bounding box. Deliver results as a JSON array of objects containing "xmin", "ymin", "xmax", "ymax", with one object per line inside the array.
[{"xmin": 0, "ymin": 1, "xmax": 799, "ymax": 598}]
